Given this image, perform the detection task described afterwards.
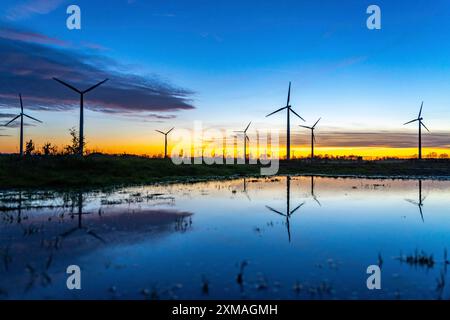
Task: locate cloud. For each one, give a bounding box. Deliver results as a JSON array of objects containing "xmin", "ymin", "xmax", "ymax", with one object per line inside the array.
[
  {"xmin": 0, "ymin": 26, "xmax": 195, "ymax": 116},
  {"xmin": 4, "ymin": 0, "xmax": 66, "ymax": 21},
  {"xmin": 292, "ymin": 130, "xmax": 450, "ymax": 149}
]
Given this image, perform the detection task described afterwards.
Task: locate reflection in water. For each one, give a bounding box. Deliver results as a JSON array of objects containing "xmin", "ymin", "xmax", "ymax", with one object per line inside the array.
[
  {"xmin": 310, "ymin": 176, "xmax": 321, "ymax": 206},
  {"xmin": 59, "ymin": 192, "xmax": 105, "ymax": 244},
  {"xmin": 405, "ymin": 180, "xmax": 426, "ymax": 222},
  {"xmin": 1, "ymin": 177, "xmax": 450, "ymax": 299},
  {"xmin": 265, "ymin": 176, "xmax": 305, "ymax": 242}
]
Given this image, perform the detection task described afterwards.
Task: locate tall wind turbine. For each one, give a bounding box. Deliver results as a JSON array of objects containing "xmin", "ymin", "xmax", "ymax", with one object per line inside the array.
[
  {"xmin": 266, "ymin": 82, "xmax": 305, "ymax": 160},
  {"xmin": 404, "ymin": 102, "xmax": 430, "ymax": 160},
  {"xmin": 156, "ymin": 128, "xmax": 174, "ymax": 158},
  {"xmin": 3, "ymin": 94, "xmax": 42, "ymax": 156},
  {"xmin": 53, "ymin": 78, "xmax": 109, "ymax": 156},
  {"xmin": 299, "ymin": 118, "xmax": 321, "ymax": 160},
  {"xmin": 234, "ymin": 122, "xmax": 251, "ymax": 162}
]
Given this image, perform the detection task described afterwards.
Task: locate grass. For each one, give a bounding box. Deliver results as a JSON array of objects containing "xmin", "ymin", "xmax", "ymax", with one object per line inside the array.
[{"xmin": 1, "ymin": 154, "xmax": 450, "ymax": 189}]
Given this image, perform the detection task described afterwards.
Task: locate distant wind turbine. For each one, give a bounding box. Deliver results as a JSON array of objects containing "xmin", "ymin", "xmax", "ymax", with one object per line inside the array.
[
  {"xmin": 234, "ymin": 122, "xmax": 251, "ymax": 162},
  {"xmin": 266, "ymin": 82, "xmax": 305, "ymax": 160},
  {"xmin": 299, "ymin": 118, "xmax": 321, "ymax": 160},
  {"xmin": 53, "ymin": 77, "xmax": 109, "ymax": 156},
  {"xmin": 3, "ymin": 94, "xmax": 42, "ymax": 156},
  {"xmin": 156, "ymin": 128, "xmax": 174, "ymax": 158},
  {"xmin": 403, "ymin": 102, "xmax": 430, "ymax": 160}
]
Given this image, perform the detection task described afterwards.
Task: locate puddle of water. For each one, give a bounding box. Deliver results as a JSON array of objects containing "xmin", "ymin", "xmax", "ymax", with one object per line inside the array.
[{"xmin": 1, "ymin": 176, "xmax": 450, "ymax": 300}]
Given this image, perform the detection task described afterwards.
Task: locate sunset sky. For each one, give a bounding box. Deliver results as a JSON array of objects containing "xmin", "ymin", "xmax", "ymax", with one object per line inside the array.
[{"xmin": 1, "ymin": 0, "xmax": 450, "ymax": 158}]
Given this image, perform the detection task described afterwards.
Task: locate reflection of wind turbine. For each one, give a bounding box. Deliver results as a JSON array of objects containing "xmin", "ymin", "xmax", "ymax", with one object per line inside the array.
[
  {"xmin": 405, "ymin": 180, "xmax": 426, "ymax": 222},
  {"xmin": 234, "ymin": 122, "xmax": 251, "ymax": 162},
  {"xmin": 3, "ymin": 94, "xmax": 42, "ymax": 156},
  {"xmin": 53, "ymin": 77, "xmax": 109, "ymax": 156},
  {"xmin": 310, "ymin": 176, "xmax": 321, "ymax": 206},
  {"xmin": 299, "ymin": 118, "xmax": 321, "ymax": 160},
  {"xmin": 242, "ymin": 178, "xmax": 251, "ymax": 201},
  {"xmin": 155, "ymin": 128, "xmax": 174, "ymax": 158},
  {"xmin": 59, "ymin": 193, "xmax": 105, "ymax": 243},
  {"xmin": 265, "ymin": 176, "xmax": 305, "ymax": 242},
  {"xmin": 403, "ymin": 102, "xmax": 430, "ymax": 160},
  {"xmin": 266, "ymin": 82, "xmax": 305, "ymax": 160}
]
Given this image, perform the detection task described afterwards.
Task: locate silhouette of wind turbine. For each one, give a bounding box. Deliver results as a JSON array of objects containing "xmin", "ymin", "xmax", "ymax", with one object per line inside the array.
[
  {"xmin": 53, "ymin": 77, "xmax": 109, "ymax": 156},
  {"xmin": 266, "ymin": 82, "xmax": 305, "ymax": 160},
  {"xmin": 404, "ymin": 102, "xmax": 430, "ymax": 160},
  {"xmin": 299, "ymin": 118, "xmax": 321, "ymax": 160},
  {"xmin": 234, "ymin": 122, "xmax": 251, "ymax": 162},
  {"xmin": 156, "ymin": 128, "xmax": 174, "ymax": 158},
  {"xmin": 265, "ymin": 176, "xmax": 305, "ymax": 242},
  {"xmin": 405, "ymin": 179, "xmax": 426, "ymax": 222},
  {"xmin": 3, "ymin": 94, "xmax": 42, "ymax": 156}
]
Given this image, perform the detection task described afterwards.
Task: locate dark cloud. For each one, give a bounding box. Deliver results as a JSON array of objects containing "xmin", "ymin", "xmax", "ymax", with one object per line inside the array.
[
  {"xmin": 0, "ymin": 26, "xmax": 195, "ymax": 116},
  {"xmin": 291, "ymin": 130, "xmax": 450, "ymax": 149},
  {"xmin": 0, "ymin": 113, "xmax": 18, "ymax": 119}
]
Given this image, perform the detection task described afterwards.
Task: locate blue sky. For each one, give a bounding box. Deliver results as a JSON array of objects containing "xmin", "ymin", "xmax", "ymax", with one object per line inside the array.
[{"xmin": 1, "ymin": 0, "xmax": 450, "ymax": 154}]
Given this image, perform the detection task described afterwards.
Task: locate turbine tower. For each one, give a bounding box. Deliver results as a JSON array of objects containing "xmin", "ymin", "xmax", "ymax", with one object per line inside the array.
[
  {"xmin": 299, "ymin": 118, "xmax": 321, "ymax": 160},
  {"xmin": 156, "ymin": 128, "xmax": 174, "ymax": 158},
  {"xmin": 53, "ymin": 77, "xmax": 109, "ymax": 156},
  {"xmin": 234, "ymin": 122, "xmax": 251, "ymax": 162},
  {"xmin": 266, "ymin": 82, "xmax": 305, "ymax": 160},
  {"xmin": 404, "ymin": 102, "xmax": 429, "ymax": 160},
  {"xmin": 3, "ymin": 94, "xmax": 42, "ymax": 156}
]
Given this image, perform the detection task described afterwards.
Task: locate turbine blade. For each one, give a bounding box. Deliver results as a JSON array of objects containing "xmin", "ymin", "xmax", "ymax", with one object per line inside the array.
[
  {"xmin": 404, "ymin": 119, "xmax": 418, "ymax": 125},
  {"xmin": 421, "ymin": 122, "xmax": 430, "ymax": 132},
  {"xmin": 23, "ymin": 114, "xmax": 42, "ymax": 123},
  {"xmin": 246, "ymin": 135, "xmax": 250, "ymax": 142},
  {"xmin": 4, "ymin": 115, "xmax": 20, "ymax": 126},
  {"xmin": 313, "ymin": 133, "xmax": 317, "ymax": 143},
  {"xmin": 418, "ymin": 206, "xmax": 424, "ymax": 223},
  {"xmin": 19, "ymin": 94, "xmax": 23, "ymax": 113},
  {"xmin": 312, "ymin": 196, "xmax": 321, "ymax": 206},
  {"xmin": 287, "ymin": 82, "xmax": 291, "ymax": 106},
  {"xmin": 405, "ymin": 199, "xmax": 419, "ymax": 206},
  {"xmin": 266, "ymin": 106, "xmax": 287, "ymax": 117},
  {"xmin": 418, "ymin": 101, "xmax": 423, "ymax": 118},
  {"xmin": 83, "ymin": 79, "xmax": 109, "ymax": 94},
  {"xmin": 290, "ymin": 108, "xmax": 306, "ymax": 121},
  {"xmin": 155, "ymin": 130, "xmax": 165, "ymax": 135},
  {"xmin": 299, "ymin": 125, "xmax": 312, "ymax": 129},
  {"xmin": 265, "ymin": 205, "xmax": 285, "ymax": 217},
  {"xmin": 312, "ymin": 117, "xmax": 321, "ymax": 128},
  {"xmin": 166, "ymin": 127, "xmax": 175, "ymax": 135},
  {"xmin": 244, "ymin": 121, "xmax": 252, "ymax": 133},
  {"xmin": 53, "ymin": 78, "xmax": 82, "ymax": 93},
  {"xmin": 290, "ymin": 202, "xmax": 305, "ymax": 215}
]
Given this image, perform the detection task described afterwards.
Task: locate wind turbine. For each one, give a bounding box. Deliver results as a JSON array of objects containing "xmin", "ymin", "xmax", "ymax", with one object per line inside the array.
[
  {"xmin": 156, "ymin": 128, "xmax": 174, "ymax": 158},
  {"xmin": 405, "ymin": 179, "xmax": 426, "ymax": 222},
  {"xmin": 234, "ymin": 122, "xmax": 251, "ymax": 162},
  {"xmin": 3, "ymin": 94, "xmax": 42, "ymax": 156},
  {"xmin": 299, "ymin": 118, "xmax": 321, "ymax": 160},
  {"xmin": 53, "ymin": 77, "xmax": 109, "ymax": 156},
  {"xmin": 266, "ymin": 82, "xmax": 305, "ymax": 160},
  {"xmin": 404, "ymin": 102, "xmax": 430, "ymax": 160},
  {"xmin": 266, "ymin": 176, "xmax": 305, "ymax": 242}
]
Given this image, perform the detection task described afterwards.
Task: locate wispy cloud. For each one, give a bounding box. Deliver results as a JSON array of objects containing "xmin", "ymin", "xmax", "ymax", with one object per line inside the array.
[
  {"xmin": 4, "ymin": 0, "xmax": 66, "ymax": 21},
  {"xmin": 0, "ymin": 26, "xmax": 195, "ymax": 116}
]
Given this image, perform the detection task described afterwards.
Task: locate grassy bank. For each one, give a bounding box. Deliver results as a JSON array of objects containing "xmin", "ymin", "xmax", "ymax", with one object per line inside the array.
[{"xmin": 1, "ymin": 154, "xmax": 450, "ymax": 189}]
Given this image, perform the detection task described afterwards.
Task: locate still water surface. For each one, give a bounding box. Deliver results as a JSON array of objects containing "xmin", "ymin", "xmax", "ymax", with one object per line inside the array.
[{"xmin": 1, "ymin": 176, "xmax": 449, "ymax": 299}]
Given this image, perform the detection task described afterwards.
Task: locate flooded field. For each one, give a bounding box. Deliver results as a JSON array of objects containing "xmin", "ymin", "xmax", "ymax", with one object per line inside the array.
[{"xmin": 1, "ymin": 176, "xmax": 450, "ymax": 300}]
